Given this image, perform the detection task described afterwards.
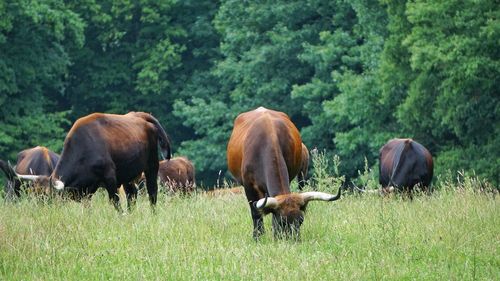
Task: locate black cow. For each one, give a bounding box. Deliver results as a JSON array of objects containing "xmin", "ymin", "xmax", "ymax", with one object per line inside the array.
[
  {"xmin": 379, "ymin": 138, "xmax": 433, "ymax": 194},
  {"xmin": 14, "ymin": 112, "xmax": 171, "ymax": 210},
  {"xmin": 0, "ymin": 146, "xmax": 59, "ymax": 198}
]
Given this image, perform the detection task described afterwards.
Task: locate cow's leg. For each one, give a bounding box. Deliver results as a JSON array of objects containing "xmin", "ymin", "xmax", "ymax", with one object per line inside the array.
[
  {"xmin": 249, "ymin": 203, "xmax": 265, "ymax": 240},
  {"xmin": 242, "ymin": 181, "xmax": 266, "ymax": 240},
  {"xmin": 78, "ymin": 185, "xmax": 99, "ymax": 208},
  {"xmin": 105, "ymin": 185, "xmax": 121, "ymax": 212},
  {"xmin": 103, "ymin": 169, "xmax": 121, "ymax": 212},
  {"xmin": 422, "ymin": 184, "xmax": 432, "ymax": 196},
  {"xmin": 13, "ymin": 180, "xmax": 22, "ymax": 198},
  {"xmin": 298, "ymin": 172, "xmax": 306, "ymax": 191},
  {"xmin": 4, "ymin": 180, "xmax": 18, "ymax": 200},
  {"xmin": 402, "ymin": 186, "xmax": 413, "ymax": 201},
  {"xmin": 106, "ymin": 188, "xmax": 122, "ymax": 212},
  {"xmin": 247, "ymin": 186, "xmax": 265, "ymax": 239},
  {"xmin": 123, "ymin": 182, "xmax": 138, "ymax": 211},
  {"xmin": 144, "ymin": 169, "xmax": 158, "ymax": 209}
]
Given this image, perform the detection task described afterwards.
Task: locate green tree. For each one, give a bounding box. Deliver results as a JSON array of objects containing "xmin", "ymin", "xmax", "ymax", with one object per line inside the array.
[
  {"xmin": 64, "ymin": 0, "xmax": 221, "ymax": 149},
  {"xmin": 174, "ymin": 0, "xmax": 346, "ymax": 183},
  {"xmin": 400, "ymin": 0, "xmax": 499, "ymax": 183},
  {"xmin": 293, "ymin": 0, "xmax": 389, "ymax": 179},
  {"xmin": 1, "ymin": 0, "xmax": 497, "ymax": 188},
  {"xmin": 0, "ymin": 0, "xmax": 84, "ymax": 160},
  {"xmin": 64, "ymin": 0, "xmax": 184, "ymax": 117}
]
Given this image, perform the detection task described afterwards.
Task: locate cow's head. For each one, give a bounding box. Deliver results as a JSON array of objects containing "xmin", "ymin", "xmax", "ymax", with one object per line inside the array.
[
  {"xmin": 253, "ymin": 188, "xmax": 341, "ymax": 239},
  {"xmin": 6, "ymin": 171, "xmax": 64, "ymax": 193},
  {"xmin": 7, "ymin": 173, "xmax": 88, "ymax": 201},
  {"xmin": 3, "ymin": 174, "xmax": 57, "ymax": 196}
]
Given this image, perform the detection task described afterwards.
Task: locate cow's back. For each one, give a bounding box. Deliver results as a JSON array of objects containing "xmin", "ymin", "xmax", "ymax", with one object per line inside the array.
[
  {"xmin": 227, "ymin": 107, "xmax": 302, "ymax": 195},
  {"xmin": 55, "ymin": 113, "xmax": 158, "ymax": 186},
  {"xmin": 158, "ymin": 157, "xmax": 195, "ymax": 186},
  {"xmin": 379, "ymin": 139, "xmax": 402, "ymax": 186},
  {"xmin": 379, "ymin": 138, "xmax": 433, "ymax": 189},
  {"xmin": 69, "ymin": 113, "xmax": 152, "ymax": 151},
  {"xmin": 407, "ymin": 141, "xmax": 433, "ymax": 187},
  {"xmin": 15, "ymin": 146, "xmax": 59, "ymax": 176}
]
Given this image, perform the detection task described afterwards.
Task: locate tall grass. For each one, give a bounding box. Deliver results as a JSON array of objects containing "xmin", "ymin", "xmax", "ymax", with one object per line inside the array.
[
  {"xmin": 0, "ymin": 152, "xmax": 498, "ymax": 280},
  {"xmin": 0, "ymin": 184, "xmax": 498, "ymax": 280}
]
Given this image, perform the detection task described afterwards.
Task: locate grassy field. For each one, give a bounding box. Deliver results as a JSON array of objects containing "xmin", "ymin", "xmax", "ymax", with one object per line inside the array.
[{"xmin": 0, "ymin": 186, "xmax": 498, "ymax": 280}]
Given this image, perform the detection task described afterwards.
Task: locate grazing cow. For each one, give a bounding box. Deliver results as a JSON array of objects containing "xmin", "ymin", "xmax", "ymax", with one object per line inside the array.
[
  {"xmin": 227, "ymin": 107, "xmax": 341, "ymax": 240},
  {"xmin": 13, "ymin": 112, "xmax": 171, "ymax": 210},
  {"xmin": 379, "ymin": 138, "xmax": 433, "ymax": 194},
  {"xmin": 297, "ymin": 143, "xmax": 309, "ymax": 190},
  {"xmin": 0, "ymin": 146, "xmax": 59, "ymax": 198},
  {"xmin": 158, "ymin": 157, "xmax": 196, "ymax": 193}
]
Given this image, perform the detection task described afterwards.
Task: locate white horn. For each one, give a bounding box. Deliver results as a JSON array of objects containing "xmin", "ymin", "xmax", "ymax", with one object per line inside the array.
[
  {"xmin": 54, "ymin": 180, "xmax": 64, "ymax": 190},
  {"xmin": 255, "ymin": 196, "xmax": 279, "ymax": 210},
  {"xmin": 301, "ymin": 187, "xmax": 342, "ymax": 203},
  {"xmin": 300, "ymin": 191, "xmax": 335, "ymax": 201},
  {"xmin": 16, "ymin": 174, "xmax": 42, "ymax": 181}
]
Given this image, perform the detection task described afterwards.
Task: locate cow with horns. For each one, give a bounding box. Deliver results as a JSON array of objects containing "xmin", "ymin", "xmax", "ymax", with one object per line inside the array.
[
  {"xmin": 379, "ymin": 138, "xmax": 433, "ymax": 195},
  {"xmin": 9, "ymin": 112, "xmax": 171, "ymax": 210},
  {"xmin": 0, "ymin": 146, "xmax": 59, "ymax": 198},
  {"xmin": 227, "ymin": 107, "xmax": 341, "ymax": 240}
]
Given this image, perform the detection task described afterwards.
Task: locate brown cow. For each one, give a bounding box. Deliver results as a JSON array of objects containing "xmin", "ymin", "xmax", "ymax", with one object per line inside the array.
[
  {"xmin": 12, "ymin": 112, "xmax": 171, "ymax": 210},
  {"xmin": 297, "ymin": 143, "xmax": 309, "ymax": 190},
  {"xmin": 158, "ymin": 157, "xmax": 196, "ymax": 193},
  {"xmin": 227, "ymin": 107, "xmax": 341, "ymax": 240},
  {"xmin": 379, "ymin": 138, "xmax": 433, "ymax": 195},
  {"xmin": 0, "ymin": 146, "xmax": 59, "ymax": 198}
]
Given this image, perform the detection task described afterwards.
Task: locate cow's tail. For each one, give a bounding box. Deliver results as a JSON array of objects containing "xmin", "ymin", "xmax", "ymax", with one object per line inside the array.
[
  {"xmin": 390, "ymin": 139, "xmax": 411, "ymax": 185},
  {"xmin": 143, "ymin": 114, "xmax": 172, "ymax": 160}
]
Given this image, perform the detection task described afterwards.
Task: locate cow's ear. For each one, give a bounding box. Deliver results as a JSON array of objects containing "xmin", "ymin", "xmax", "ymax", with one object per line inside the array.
[
  {"xmin": 253, "ymin": 195, "xmax": 279, "ymax": 212},
  {"xmin": 300, "ymin": 203, "xmax": 308, "ymax": 212},
  {"xmin": 252, "ymin": 202, "xmax": 276, "ymax": 215},
  {"xmin": 261, "ymin": 207, "xmax": 276, "ymax": 215}
]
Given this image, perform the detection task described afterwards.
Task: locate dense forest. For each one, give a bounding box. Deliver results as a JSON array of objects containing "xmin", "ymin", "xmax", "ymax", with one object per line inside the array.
[{"xmin": 0, "ymin": 0, "xmax": 498, "ymax": 187}]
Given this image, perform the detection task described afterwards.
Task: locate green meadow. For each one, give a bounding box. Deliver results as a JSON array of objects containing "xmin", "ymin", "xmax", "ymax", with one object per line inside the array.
[{"xmin": 0, "ymin": 185, "xmax": 498, "ymax": 280}]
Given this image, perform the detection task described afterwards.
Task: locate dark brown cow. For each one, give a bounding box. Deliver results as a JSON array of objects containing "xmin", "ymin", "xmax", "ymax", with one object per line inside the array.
[
  {"xmin": 13, "ymin": 112, "xmax": 171, "ymax": 210},
  {"xmin": 379, "ymin": 138, "xmax": 433, "ymax": 195},
  {"xmin": 227, "ymin": 107, "xmax": 341, "ymax": 240},
  {"xmin": 0, "ymin": 146, "xmax": 59, "ymax": 198},
  {"xmin": 297, "ymin": 143, "xmax": 309, "ymax": 190},
  {"xmin": 158, "ymin": 157, "xmax": 196, "ymax": 193}
]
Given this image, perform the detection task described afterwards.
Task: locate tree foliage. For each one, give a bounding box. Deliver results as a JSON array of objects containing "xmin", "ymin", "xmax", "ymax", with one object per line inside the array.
[
  {"xmin": 0, "ymin": 0, "xmax": 498, "ymax": 187},
  {"xmin": 0, "ymin": 0, "xmax": 83, "ymax": 159}
]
